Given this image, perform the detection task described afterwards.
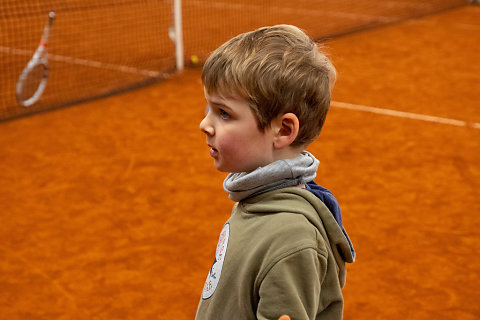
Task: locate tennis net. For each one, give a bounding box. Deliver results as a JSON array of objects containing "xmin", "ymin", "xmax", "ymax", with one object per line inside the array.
[{"xmin": 0, "ymin": 0, "xmax": 468, "ymax": 121}]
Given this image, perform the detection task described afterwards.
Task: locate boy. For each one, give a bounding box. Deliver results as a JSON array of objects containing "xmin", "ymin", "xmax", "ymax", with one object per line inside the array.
[{"xmin": 196, "ymin": 25, "xmax": 355, "ymax": 320}]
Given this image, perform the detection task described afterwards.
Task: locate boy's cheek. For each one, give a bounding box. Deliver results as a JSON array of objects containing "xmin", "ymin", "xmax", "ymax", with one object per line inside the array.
[{"xmin": 216, "ymin": 143, "xmax": 246, "ymax": 171}]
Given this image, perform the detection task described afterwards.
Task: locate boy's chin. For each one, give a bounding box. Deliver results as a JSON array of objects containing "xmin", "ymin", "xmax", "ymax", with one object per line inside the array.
[
  {"xmin": 213, "ymin": 159, "xmax": 263, "ymax": 174},
  {"xmin": 214, "ymin": 162, "xmax": 242, "ymax": 173},
  {"xmin": 213, "ymin": 161, "xmax": 230, "ymax": 173}
]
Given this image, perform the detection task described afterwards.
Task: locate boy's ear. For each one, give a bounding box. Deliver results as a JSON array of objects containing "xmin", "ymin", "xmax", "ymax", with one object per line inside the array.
[{"xmin": 272, "ymin": 113, "xmax": 299, "ymax": 149}]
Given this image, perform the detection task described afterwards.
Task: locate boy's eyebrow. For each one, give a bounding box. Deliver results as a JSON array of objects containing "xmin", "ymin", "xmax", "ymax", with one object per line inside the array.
[
  {"xmin": 207, "ymin": 99, "xmax": 231, "ymax": 109},
  {"xmin": 209, "ymin": 102, "xmax": 234, "ymax": 113}
]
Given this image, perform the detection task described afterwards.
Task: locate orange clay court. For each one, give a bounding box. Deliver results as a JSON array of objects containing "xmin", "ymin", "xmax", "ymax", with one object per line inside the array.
[{"xmin": 0, "ymin": 5, "xmax": 479, "ymax": 320}]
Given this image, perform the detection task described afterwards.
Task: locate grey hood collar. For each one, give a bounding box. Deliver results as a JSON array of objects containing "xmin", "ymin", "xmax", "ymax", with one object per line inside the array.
[{"xmin": 223, "ymin": 151, "xmax": 319, "ymax": 202}]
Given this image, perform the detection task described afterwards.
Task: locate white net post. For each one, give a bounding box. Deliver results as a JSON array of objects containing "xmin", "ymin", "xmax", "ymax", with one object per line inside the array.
[{"xmin": 173, "ymin": 0, "xmax": 184, "ymax": 72}]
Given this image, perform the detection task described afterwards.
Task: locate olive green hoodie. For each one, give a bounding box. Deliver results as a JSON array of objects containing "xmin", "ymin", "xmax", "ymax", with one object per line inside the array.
[{"xmin": 196, "ymin": 187, "xmax": 354, "ymax": 320}]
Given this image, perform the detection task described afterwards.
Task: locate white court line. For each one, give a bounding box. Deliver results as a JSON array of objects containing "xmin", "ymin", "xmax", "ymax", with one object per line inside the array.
[
  {"xmin": 192, "ymin": 1, "xmax": 394, "ymax": 23},
  {"xmin": 0, "ymin": 45, "xmax": 165, "ymax": 78},
  {"xmin": 192, "ymin": 0, "xmax": 433, "ymax": 24},
  {"xmin": 331, "ymin": 101, "xmax": 480, "ymax": 129}
]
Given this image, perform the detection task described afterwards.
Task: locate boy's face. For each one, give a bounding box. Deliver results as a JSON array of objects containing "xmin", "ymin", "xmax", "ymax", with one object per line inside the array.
[{"xmin": 200, "ymin": 88, "xmax": 275, "ymax": 173}]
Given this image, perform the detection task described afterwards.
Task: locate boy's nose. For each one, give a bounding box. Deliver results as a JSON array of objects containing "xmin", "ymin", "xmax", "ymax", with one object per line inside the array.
[{"xmin": 200, "ymin": 115, "xmax": 214, "ymax": 136}]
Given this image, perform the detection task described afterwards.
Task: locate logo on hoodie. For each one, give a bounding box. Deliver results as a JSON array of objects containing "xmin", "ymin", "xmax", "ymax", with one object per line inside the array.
[{"xmin": 202, "ymin": 223, "xmax": 230, "ymax": 299}]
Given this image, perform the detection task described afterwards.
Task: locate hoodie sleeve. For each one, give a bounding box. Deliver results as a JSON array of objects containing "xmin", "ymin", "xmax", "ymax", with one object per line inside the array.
[
  {"xmin": 255, "ymin": 246, "xmax": 344, "ymax": 320},
  {"xmin": 256, "ymin": 247, "xmax": 324, "ymax": 320}
]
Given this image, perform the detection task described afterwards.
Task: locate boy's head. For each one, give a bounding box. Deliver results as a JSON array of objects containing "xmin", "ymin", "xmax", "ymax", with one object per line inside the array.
[{"xmin": 202, "ymin": 24, "xmax": 336, "ymax": 147}]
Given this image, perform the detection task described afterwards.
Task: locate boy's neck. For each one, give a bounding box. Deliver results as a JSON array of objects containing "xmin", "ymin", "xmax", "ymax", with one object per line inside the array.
[{"xmin": 272, "ymin": 146, "xmax": 305, "ymax": 163}]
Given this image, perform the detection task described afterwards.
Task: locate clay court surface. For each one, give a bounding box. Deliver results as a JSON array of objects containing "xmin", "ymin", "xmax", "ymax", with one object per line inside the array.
[{"xmin": 1, "ymin": 5, "xmax": 479, "ymax": 320}]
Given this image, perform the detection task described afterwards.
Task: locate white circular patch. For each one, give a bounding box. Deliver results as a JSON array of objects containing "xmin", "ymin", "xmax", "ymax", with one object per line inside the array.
[{"xmin": 202, "ymin": 223, "xmax": 230, "ymax": 299}]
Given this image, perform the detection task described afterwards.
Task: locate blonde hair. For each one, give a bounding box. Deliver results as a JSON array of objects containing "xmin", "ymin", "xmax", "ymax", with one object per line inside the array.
[{"xmin": 202, "ymin": 24, "xmax": 336, "ymax": 146}]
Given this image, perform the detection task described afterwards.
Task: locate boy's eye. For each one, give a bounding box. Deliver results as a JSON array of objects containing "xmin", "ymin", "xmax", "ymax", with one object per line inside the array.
[{"xmin": 219, "ymin": 108, "xmax": 230, "ymax": 119}]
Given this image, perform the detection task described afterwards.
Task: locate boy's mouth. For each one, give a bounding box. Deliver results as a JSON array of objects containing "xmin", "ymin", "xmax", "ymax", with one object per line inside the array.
[{"xmin": 208, "ymin": 145, "xmax": 218, "ymax": 158}]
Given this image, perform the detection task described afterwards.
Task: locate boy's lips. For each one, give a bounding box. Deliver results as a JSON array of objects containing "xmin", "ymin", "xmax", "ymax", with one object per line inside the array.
[{"xmin": 208, "ymin": 144, "xmax": 218, "ymax": 158}]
